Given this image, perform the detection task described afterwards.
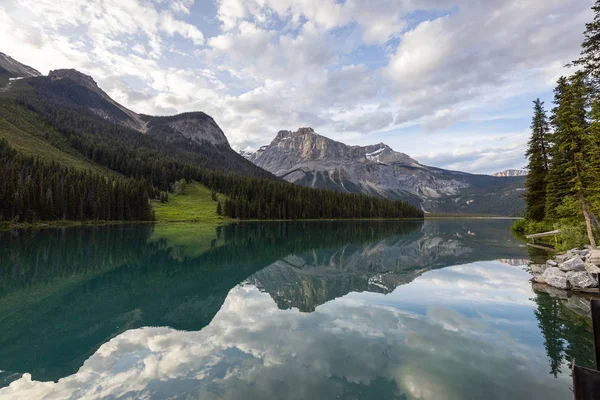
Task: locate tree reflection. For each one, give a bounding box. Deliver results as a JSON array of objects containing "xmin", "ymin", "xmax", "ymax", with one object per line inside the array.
[{"xmin": 532, "ymin": 290, "xmax": 594, "ymax": 377}]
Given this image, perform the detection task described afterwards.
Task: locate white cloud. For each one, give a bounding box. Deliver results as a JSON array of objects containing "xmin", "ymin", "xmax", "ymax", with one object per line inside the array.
[{"xmin": 0, "ymin": 0, "xmax": 595, "ymax": 173}]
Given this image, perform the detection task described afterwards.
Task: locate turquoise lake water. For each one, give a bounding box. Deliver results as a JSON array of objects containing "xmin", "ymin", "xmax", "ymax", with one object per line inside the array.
[{"xmin": 0, "ymin": 220, "xmax": 594, "ymax": 399}]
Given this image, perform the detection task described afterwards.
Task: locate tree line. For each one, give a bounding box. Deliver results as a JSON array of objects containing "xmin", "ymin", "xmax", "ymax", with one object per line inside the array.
[
  {"xmin": 519, "ymin": 0, "xmax": 600, "ymax": 248},
  {"xmin": 0, "ymin": 139, "xmax": 154, "ymax": 222}
]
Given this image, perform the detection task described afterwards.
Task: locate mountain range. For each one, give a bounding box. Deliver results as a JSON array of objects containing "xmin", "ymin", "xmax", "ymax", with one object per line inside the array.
[
  {"xmin": 243, "ymin": 128, "xmax": 526, "ymax": 215},
  {"xmin": 0, "ymin": 52, "xmax": 524, "ymax": 217}
]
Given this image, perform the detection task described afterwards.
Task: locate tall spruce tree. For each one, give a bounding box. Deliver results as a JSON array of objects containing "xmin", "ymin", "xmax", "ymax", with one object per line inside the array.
[
  {"xmin": 525, "ymin": 99, "xmax": 550, "ymax": 221},
  {"xmin": 546, "ymin": 77, "xmax": 572, "ymax": 221},
  {"xmin": 547, "ymin": 73, "xmax": 598, "ymax": 247},
  {"xmin": 572, "ymin": 0, "xmax": 600, "ymax": 86}
]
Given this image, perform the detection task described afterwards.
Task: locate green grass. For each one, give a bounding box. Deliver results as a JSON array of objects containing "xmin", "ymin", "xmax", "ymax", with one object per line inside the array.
[
  {"xmin": 153, "ymin": 182, "xmax": 229, "ymax": 223},
  {"xmin": 0, "ymin": 101, "xmax": 116, "ymax": 175}
]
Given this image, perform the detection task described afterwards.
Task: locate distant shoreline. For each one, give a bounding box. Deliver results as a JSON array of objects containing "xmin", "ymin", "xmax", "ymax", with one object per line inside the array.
[{"xmin": 0, "ymin": 215, "xmax": 521, "ymax": 231}]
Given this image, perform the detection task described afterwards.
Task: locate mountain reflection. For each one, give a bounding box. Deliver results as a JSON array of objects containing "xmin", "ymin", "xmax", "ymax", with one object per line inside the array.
[{"xmin": 0, "ymin": 219, "xmax": 563, "ymax": 394}]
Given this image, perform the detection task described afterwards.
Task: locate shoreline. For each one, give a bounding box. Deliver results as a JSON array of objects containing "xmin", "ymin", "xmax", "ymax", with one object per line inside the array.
[{"xmin": 0, "ymin": 215, "xmax": 523, "ymax": 231}]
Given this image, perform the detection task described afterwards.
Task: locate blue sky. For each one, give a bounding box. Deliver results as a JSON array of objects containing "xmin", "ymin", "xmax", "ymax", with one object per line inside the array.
[{"xmin": 0, "ymin": 0, "xmax": 594, "ymax": 173}]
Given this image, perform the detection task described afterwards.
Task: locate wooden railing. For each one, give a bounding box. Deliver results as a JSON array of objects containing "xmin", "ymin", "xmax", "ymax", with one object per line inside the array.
[{"xmin": 525, "ymin": 229, "xmax": 560, "ymax": 246}]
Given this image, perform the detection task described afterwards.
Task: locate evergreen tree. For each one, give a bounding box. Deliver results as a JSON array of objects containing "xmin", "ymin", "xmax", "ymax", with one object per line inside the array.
[
  {"xmin": 525, "ymin": 99, "xmax": 550, "ymax": 221},
  {"xmin": 572, "ymin": 0, "xmax": 600, "ymax": 86},
  {"xmin": 547, "ymin": 74, "xmax": 598, "ymax": 247}
]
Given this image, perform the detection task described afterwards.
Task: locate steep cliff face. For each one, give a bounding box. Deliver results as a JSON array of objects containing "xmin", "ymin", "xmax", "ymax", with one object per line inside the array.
[
  {"xmin": 246, "ymin": 128, "xmax": 526, "ymax": 215},
  {"xmin": 143, "ymin": 112, "xmax": 230, "ymax": 147}
]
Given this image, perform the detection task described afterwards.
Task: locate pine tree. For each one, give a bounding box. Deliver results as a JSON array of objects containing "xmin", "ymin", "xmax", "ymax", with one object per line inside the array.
[
  {"xmin": 525, "ymin": 99, "xmax": 550, "ymax": 221},
  {"xmin": 572, "ymin": 0, "xmax": 600, "ymax": 87},
  {"xmin": 547, "ymin": 73, "xmax": 598, "ymax": 247},
  {"xmin": 546, "ymin": 77, "xmax": 572, "ymax": 221}
]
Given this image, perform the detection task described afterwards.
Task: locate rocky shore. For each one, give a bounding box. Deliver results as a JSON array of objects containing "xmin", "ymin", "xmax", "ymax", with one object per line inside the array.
[{"xmin": 529, "ymin": 248, "xmax": 600, "ymax": 291}]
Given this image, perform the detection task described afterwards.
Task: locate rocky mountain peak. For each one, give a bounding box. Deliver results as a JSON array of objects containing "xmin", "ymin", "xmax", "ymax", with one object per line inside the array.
[{"xmin": 49, "ymin": 69, "xmax": 102, "ymax": 95}]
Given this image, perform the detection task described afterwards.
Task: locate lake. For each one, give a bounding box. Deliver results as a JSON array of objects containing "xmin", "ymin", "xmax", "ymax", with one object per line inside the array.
[{"xmin": 0, "ymin": 220, "xmax": 594, "ymax": 399}]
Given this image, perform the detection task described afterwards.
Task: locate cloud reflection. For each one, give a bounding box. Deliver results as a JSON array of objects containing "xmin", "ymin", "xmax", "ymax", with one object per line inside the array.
[{"xmin": 1, "ymin": 261, "xmax": 573, "ymax": 400}]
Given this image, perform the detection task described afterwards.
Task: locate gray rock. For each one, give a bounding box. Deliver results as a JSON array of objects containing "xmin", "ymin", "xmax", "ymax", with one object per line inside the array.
[
  {"xmin": 585, "ymin": 263, "xmax": 600, "ymax": 274},
  {"xmin": 530, "ymin": 264, "xmax": 548, "ymax": 275},
  {"xmin": 566, "ymin": 271, "xmax": 598, "ymax": 289},
  {"xmin": 546, "ymin": 260, "xmax": 557, "ymax": 267},
  {"xmin": 533, "ymin": 275, "xmax": 547, "ymax": 284},
  {"xmin": 555, "ymin": 253, "xmax": 570, "ymax": 263},
  {"xmin": 542, "ymin": 267, "xmax": 570, "ymax": 290},
  {"xmin": 559, "ymin": 257, "xmax": 586, "ymax": 272},
  {"xmin": 588, "ymin": 249, "xmax": 600, "ymax": 265}
]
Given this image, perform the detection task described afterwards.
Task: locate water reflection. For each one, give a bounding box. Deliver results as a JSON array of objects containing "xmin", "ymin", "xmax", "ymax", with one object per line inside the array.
[{"xmin": 0, "ymin": 219, "xmax": 593, "ymax": 399}]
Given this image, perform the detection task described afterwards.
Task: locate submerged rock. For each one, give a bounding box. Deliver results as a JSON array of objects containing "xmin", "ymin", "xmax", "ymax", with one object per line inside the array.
[
  {"xmin": 542, "ymin": 267, "xmax": 570, "ymax": 290},
  {"xmin": 566, "ymin": 271, "xmax": 598, "ymax": 289},
  {"xmin": 558, "ymin": 257, "xmax": 586, "ymax": 272},
  {"xmin": 532, "ymin": 282, "xmax": 570, "ymax": 299},
  {"xmin": 566, "ymin": 296, "xmax": 592, "ymax": 317}
]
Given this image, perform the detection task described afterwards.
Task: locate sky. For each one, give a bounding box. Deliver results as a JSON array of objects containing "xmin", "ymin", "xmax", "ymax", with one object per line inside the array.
[{"xmin": 0, "ymin": 0, "xmax": 594, "ymax": 173}]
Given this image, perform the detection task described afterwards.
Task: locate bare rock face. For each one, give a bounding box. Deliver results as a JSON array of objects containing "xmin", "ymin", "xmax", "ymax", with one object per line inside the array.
[
  {"xmin": 145, "ymin": 112, "xmax": 229, "ymax": 147},
  {"xmin": 566, "ymin": 271, "xmax": 598, "ymax": 289},
  {"xmin": 0, "ymin": 52, "xmax": 41, "ymax": 78},
  {"xmin": 491, "ymin": 169, "xmax": 527, "ymax": 177},
  {"xmin": 542, "ymin": 267, "xmax": 570, "ymax": 290},
  {"xmin": 247, "ymin": 127, "xmax": 526, "ymax": 215},
  {"xmin": 558, "ymin": 257, "xmax": 586, "ymax": 272},
  {"xmin": 49, "ymin": 69, "xmax": 102, "ymax": 96}
]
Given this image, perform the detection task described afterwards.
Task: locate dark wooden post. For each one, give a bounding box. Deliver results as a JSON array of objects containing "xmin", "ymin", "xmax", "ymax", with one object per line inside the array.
[{"xmin": 593, "ymin": 300, "xmax": 600, "ymax": 371}]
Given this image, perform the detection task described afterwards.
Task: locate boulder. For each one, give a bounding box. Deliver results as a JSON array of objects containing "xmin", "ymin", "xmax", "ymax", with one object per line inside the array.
[
  {"xmin": 530, "ymin": 264, "xmax": 548, "ymax": 275},
  {"xmin": 558, "ymin": 257, "xmax": 586, "ymax": 272},
  {"xmin": 555, "ymin": 253, "xmax": 570, "ymax": 263},
  {"xmin": 546, "ymin": 260, "xmax": 558, "ymax": 267},
  {"xmin": 585, "ymin": 263, "xmax": 600, "ymax": 274},
  {"xmin": 542, "ymin": 267, "xmax": 570, "ymax": 290},
  {"xmin": 533, "ymin": 275, "xmax": 547, "ymax": 284},
  {"xmin": 588, "ymin": 250, "xmax": 600, "ymax": 265},
  {"xmin": 566, "ymin": 271, "xmax": 598, "ymax": 289}
]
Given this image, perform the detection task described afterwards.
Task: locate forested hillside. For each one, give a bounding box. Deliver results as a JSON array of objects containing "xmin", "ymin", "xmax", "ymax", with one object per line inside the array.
[{"xmin": 0, "ymin": 60, "xmax": 423, "ymax": 223}]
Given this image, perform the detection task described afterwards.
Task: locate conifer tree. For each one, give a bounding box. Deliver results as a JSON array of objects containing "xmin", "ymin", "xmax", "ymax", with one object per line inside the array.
[
  {"xmin": 572, "ymin": 0, "xmax": 600, "ymax": 86},
  {"xmin": 525, "ymin": 99, "xmax": 550, "ymax": 221},
  {"xmin": 547, "ymin": 73, "xmax": 598, "ymax": 247}
]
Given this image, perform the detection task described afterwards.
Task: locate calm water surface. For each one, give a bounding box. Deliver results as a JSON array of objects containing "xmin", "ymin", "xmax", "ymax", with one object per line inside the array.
[{"xmin": 0, "ymin": 220, "xmax": 594, "ymax": 399}]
